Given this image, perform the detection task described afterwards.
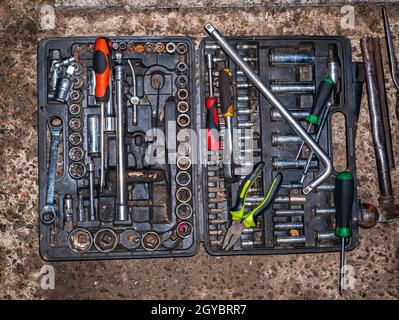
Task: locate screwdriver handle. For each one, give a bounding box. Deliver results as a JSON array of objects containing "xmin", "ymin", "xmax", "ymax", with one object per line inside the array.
[
  {"xmin": 93, "ymin": 37, "xmax": 112, "ymax": 103},
  {"xmin": 334, "ymin": 171, "xmax": 354, "ymax": 238},
  {"xmin": 206, "ymin": 96, "xmax": 220, "ymax": 151},
  {"xmin": 306, "ymin": 76, "xmax": 335, "ymax": 125},
  {"xmin": 219, "ymin": 68, "xmax": 234, "ymax": 117}
]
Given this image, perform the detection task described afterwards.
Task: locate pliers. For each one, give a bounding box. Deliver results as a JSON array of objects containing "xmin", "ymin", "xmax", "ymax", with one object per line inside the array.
[{"xmin": 222, "ymin": 161, "xmax": 283, "ymax": 251}]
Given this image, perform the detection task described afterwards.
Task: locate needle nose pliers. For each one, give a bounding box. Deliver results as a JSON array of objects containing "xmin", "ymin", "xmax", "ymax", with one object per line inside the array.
[{"xmin": 222, "ymin": 161, "xmax": 283, "ymax": 251}]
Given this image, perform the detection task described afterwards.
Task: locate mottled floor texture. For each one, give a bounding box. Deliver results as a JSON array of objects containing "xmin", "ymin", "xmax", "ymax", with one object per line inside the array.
[{"xmin": 0, "ymin": 1, "xmax": 398, "ymax": 300}]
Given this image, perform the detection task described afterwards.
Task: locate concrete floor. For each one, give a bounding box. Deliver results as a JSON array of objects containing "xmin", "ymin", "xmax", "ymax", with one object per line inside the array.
[{"xmin": 0, "ymin": 1, "xmax": 398, "ymax": 299}]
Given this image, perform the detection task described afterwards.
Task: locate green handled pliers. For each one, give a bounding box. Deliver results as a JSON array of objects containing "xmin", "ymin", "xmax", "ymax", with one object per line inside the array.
[{"xmin": 222, "ymin": 161, "xmax": 283, "ymax": 251}]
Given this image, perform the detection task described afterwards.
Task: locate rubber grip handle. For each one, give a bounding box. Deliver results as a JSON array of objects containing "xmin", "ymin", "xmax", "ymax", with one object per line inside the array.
[
  {"xmin": 219, "ymin": 68, "xmax": 234, "ymax": 117},
  {"xmin": 307, "ymin": 76, "xmax": 335, "ymax": 125},
  {"xmin": 206, "ymin": 96, "xmax": 220, "ymax": 151},
  {"xmin": 93, "ymin": 37, "xmax": 112, "ymax": 103},
  {"xmin": 334, "ymin": 171, "xmax": 354, "ymax": 238}
]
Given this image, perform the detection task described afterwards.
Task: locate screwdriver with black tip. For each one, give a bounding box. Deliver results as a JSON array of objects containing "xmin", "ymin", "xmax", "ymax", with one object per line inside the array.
[
  {"xmin": 93, "ymin": 37, "xmax": 112, "ymax": 191},
  {"xmin": 295, "ymin": 76, "xmax": 335, "ymax": 160},
  {"xmin": 334, "ymin": 171, "xmax": 354, "ymax": 295},
  {"xmin": 206, "ymin": 53, "xmax": 221, "ymax": 151}
]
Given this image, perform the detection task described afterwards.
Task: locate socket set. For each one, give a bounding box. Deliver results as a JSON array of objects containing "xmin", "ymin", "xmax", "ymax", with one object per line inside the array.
[
  {"xmin": 38, "ymin": 37, "xmax": 198, "ymax": 260},
  {"xmin": 38, "ymin": 34, "xmax": 361, "ymax": 260},
  {"xmin": 200, "ymin": 36, "xmax": 361, "ymax": 255}
]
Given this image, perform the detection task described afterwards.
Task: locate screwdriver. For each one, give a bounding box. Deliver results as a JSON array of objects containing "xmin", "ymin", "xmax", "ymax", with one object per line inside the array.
[
  {"xmin": 334, "ymin": 171, "xmax": 354, "ymax": 295},
  {"xmin": 219, "ymin": 67, "xmax": 238, "ymax": 182},
  {"xmin": 205, "ymin": 53, "xmax": 221, "ymax": 151},
  {"xmin": 295, "ymin": 76, "xmax": 335, "ymax": 160},
  {"xmin": 93, "ymin": 37, "xmax": 112, "ymax": 191}
]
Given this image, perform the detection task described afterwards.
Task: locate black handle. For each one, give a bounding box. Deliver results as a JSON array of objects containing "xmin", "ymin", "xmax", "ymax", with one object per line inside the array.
[
  {"xmin": 206, "ymin": 96, "xmax": 220, "ymax": 151},
  {"xmin": 219, "ymin": 68, "xmax": 234, "ymax": 117},
  {"xmin": 307, "ymin": 76, "xmax": 335, "ymax": 125},
  {"xmin": 334, "ymin": 171, "xmax": 354, "ymax": 238}
]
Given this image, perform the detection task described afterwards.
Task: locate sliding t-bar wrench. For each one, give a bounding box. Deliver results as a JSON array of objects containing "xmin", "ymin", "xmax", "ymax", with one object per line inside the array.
[{"xmin": 204, "ymin": 23, "xmax": 332, "ymax": 194}]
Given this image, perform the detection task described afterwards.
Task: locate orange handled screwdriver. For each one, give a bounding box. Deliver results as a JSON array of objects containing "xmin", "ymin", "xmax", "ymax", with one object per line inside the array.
[
  {"xmin": 206, "ymin": 53, "xmax": 220, "ymax": 151},
  {"xmin": 93, "ymin": 37, "xmax": 112, "ymax": 191}
]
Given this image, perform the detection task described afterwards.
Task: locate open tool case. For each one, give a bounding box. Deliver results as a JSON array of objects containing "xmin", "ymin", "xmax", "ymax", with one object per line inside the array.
[{"xmin": 38, "ymin": 35, "xmax": 361, "ymax": 260}]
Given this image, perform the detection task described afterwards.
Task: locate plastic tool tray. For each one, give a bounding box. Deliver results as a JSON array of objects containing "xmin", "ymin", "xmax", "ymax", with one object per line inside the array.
[{"xmin": 38, "ymin": 35, "xmax": 360, "ymax": 260}]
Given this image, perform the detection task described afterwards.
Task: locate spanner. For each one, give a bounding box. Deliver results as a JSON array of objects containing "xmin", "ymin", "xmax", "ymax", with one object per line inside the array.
[{"xmin": 40, "ymin": 116, "xmax": 63, "ymax": 225}]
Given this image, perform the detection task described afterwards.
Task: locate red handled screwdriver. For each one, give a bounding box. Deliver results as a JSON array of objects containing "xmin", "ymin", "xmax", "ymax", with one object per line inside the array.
[
  {"xmin": 93, "ymin": 37, "xmax": 112, "ymax": 191},
  {"xmin": 205, "ymin": 53, "xmax": 220, "ymax": 151}
]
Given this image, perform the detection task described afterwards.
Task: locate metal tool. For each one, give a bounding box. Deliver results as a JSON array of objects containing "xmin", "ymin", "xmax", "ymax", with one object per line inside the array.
[
  {"xmin": 204, "ymin": 23, "xmax": 332, "ymax": 194},
  {"xmin": 69, "ymin": 162, "xmax": 86, "ymax": 179},
  {"xmin": 87, "ymin": 115, "xmax": 100, "ymax": 156},
  {"xmin": 270, "ymin": 109, "xmax": 309, "ymax": 121},
  {"xmin": 56, "ymin": 64, "xmax": 76, "ymax": 103},
  {"xmin": 271, "ymin": 81, "xmax": 315, "ymax": 94},
  {"xmin": 222, "ymin": 162, "xmax": 282, "ymax": 250},
  {"xmin": 87, "ymin": 160, "xmax": 96, "ymax": 221},
  {"xmin": 127, "ymin": 59, "xmax": 140, "ymax": 126},
  {"xmin": 93, "ymin": 37, "xmax": 112, "ymax": 192},
  {"xmin": 77, "ymin": 192, "xmax": 85, "ymax": 222},
  {"xmin": 334, "ymin": 171, "xmax": 354, "ymax": 294},
  {"xmin": 166, "ymin": 42, "xmax": 176, "ymax": 54},
  {"xmin": 68, "ymin": 146, "xmax": 83, "ymax": 162},
  {"xmin": 114, "ymin": 61, "xmax": 129, "ymax": 222},
  {"xmin": 64, "ymin": 194, "xmax": 73, "ymax": 222},
  {"xmin": 270, "ymin": 51, "xmax": 315, "ymax": 65},
  {"xmin": 94, "ymin": 228, "xmax": 118, "ymax": 252},
  {"xmin": 295, "ymin": 77, "xmax": 335, "ymax": 160},
  {"xmin": 176, "ymin": 42, "xmax": 188, "ymax": 55},
  {"xmin": 142, "ymin": 231, "xmax": 161, "ymax": 251},
  {"xmin": 382, "ymin": 6, "xmax": 399, "ymax": 121},
  {"xmin": 219, "ymin": 67, "xmax": 238, "ymax": 182},
  {"xmin": 68, "ymin": 228, "xmax": 93, "ymax": 253},
  {"xmin": 40, "ymin": 117, "xmax": 63, "ymax": 225},
  {"xmin": 361, "ymin": 37, "xmax": 399, "ymax": 220},
  {"xmin": 300, "ymin": 102, "xmax": 332, "ymax": 184},
  {"xmin": 205, "ymin": 52, "xmax": 220, "ymax": 151}
]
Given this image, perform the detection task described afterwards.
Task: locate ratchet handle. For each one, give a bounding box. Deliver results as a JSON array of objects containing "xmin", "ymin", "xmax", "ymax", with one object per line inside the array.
[
  {"xmin": 334, "ymin": 171, "xmax": 354, "ymax": 238},
  {"xmin": 219, "ymin": 68, "xmax": 234, "ymax": 117},
  {"xmin": 206, "ymin": 96, "xmax": 220, "ymax": 151},
  {"xmin": 93, "ymin": 37, "xmax": 112, "ymax": 103}
]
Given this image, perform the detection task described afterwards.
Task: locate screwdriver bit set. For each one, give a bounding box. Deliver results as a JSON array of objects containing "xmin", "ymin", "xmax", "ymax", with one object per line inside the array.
[{"xmin": 38, "ymin": 34, "xmax": 361, "ymax": 260}]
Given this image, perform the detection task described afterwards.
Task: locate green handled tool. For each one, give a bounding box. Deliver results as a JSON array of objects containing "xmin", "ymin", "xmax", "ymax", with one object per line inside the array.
[
  {"xmin": 295, "ymin": 76, "xmax": 335, "ymax": 160},
  {"xmin": 334, "ymin": 171, "xmax": 354, "ymax": 295},
  {"xmin": 222, "ymin": 162, "xmax": 283, "ymax": 251}
]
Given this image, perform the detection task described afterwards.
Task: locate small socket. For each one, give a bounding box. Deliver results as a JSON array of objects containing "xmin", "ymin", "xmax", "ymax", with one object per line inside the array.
[
  {"xmin": 127, "ymin": 42, "xmax": 135, "ymax": 51},
  {"xmin": 119, "ymin": 42, "xmax": 127, "ymax": 50},
  {"xmin": 175, "ymin": 203, "xmax": 192, "ymax": 220},
  {"xmin": 177, "ymin": 114, "xmax": 190, "ymax": 127},
  {"xmin": 94, "ymin": 228, "xmax": 118, "ymax": 253},
  {"xmin": 69, "ymin": 103, "xmax": 81, "ymax": 116},
  {"xmin": 176, "ymin": 61, "xmax": 188, "ymax": 74},
  {"xmin": 176, "ymin": 187, "xmax": 192, "ymax": 203},
  {"xmin": 176, "ymin": 75, "xmax": 188, "ymax": 88},
  {"xmin": 69, "ymin": 117, "xmax": 82, "ymax": 131},
  {"xmin": 176, "ymin": 42, "xmax": 188, "ymax": 55},
  {"xmin": 68, "ymin": 146, "xmax": 84, "ymax": 161},
  {"xmin": 112, "ymin": 42, "xmax": 119, "ymax": 50},
  {"xmin": 154, "ymin": 42, "xmax": 165, "ymax": 54},
  {"xmin": 144, "ymin": 42, "xmax": 154, "ymax": 53},
  {"xmin": 166, "ymin": 42, "xmax": 176, "ymax": 54},
  {"xmin": 177, "ymin": 101, "xmax": 189, "ymax": 113},
  {"xmin": 69, "ymin": 132, "xmax": 82, "ymax": 145},
  {"xmin": 177, "ymin": 143, "xmax": 191, "ymax": 156},
  {"xmin": 68, "ymin": 228, "xmax": 93, "ymax": 253},
  {"xmin": 70, "ymin": 90, "xmax": 82, "ymax": 102},
  {"xmin": 141, "ymin": 231, "xmax": 160, "ymax": 251},
  {"xmin": 176, "ymin": 171, "xmax": 191, "ymax": 186},
  {"xmin": 71, "ymin": 62, "xmax": 82, "ymax": 75},
  {"xmin": 176, "ymin": 155, "xmax": 191, "ymax": 170},
  {"xmin": 176, "ymin": 221, "xmax": 193, "ymax": 238},
  {"xmin": 73, "ymin": 76, "xmax": 83, "ymax": 89},
  {"xmin": 69, "ymin": 162, "xmax": 86, "ymax": 179},
  {"xmin": 177, "ymin": 88, "xmax": 188, "ymax": 100}
]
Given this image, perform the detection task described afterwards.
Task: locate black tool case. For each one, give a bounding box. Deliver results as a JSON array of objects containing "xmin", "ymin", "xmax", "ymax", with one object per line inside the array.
[{"xmin": 37, "ymin": 34, "xmax": 360, "ymax": 260}]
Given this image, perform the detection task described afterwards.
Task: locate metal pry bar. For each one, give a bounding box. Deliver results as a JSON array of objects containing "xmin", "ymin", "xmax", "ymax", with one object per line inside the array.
[{"xmin": 204, "ymin": 23, "xmax": 332, "ymax": 194}]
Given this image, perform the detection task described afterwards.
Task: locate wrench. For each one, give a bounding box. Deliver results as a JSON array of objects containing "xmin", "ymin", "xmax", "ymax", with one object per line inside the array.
[{"xmin": 40, "ymin": 116, "xmax": 63, "ymax": 225}]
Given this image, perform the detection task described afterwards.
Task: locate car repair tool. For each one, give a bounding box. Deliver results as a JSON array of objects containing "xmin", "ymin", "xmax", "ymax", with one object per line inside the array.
[
  {"xmin": 361, "ymin": 37, "xmax": 399, "ymax": 220},
  {"xmin": 93, "ymin": 37, "xmax": 112, "ymax": 192},
  {"xmin": 87, "ymin": 160, "xmax": 96, "ymax": 221},
  {"xmin": 334, "ymin": 171, "xmax": 354, "ymax": 294},
  {"xmin": 68, "ymin": 228, "xmax": 93, "ymax": 253},
  {"xmin": 40, "ymin": 117, "xmax": 63, "ymax": 225},
  {"xmin": 222, "ymin": 162, "xmax": 283, "ymax": 250},
  {"xmin": 205, "ymin": 52, "xmax": 220, "ymax": 151},
  {"xmin": 295, "ymin": 76, "xmax": 335, "ymax": 160},
  {"xmin": 56, "ymin": 64, "xmax": 77, "ymax": 103},
  {"xmin": 94, "ymin": 228, "xmax": 118, "ymax": 253},
  {"xmin": 219, "ymin": 67, "xmax": 239, "ymax": 183},
  {"xmin": 127, "ymin": 59, "xmax": 140, "ymax": 126},
  {"xmin": 114, "ymin": 60, "xmax": 129, "ymax": 223},
  {"xmin": 270, "ymin": 81, "xmax": 315, "ymax": 94},
  {"xmin": 87, "ymin": 115, "xmax": 100, "ymax": 156},
  {"xmin": 382, "ymin": 6, "xmax": 399, "ymax": 121},
  {"xmin": 204, "ymin": 23, "xmax": 332, "ymax": 194},
  {"xmin": 270, "ymin": 51, "xmax": 315, "ymax": 65}
]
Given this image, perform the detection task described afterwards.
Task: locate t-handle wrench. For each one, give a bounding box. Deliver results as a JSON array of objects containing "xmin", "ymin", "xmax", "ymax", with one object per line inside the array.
[
  {"xmin": 40, "ymin": 117, "xmax": 63, "ymax": 225},
  {"xmin": 204, "ymin": 23, "xmax": 332, "ymax": 194}
]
